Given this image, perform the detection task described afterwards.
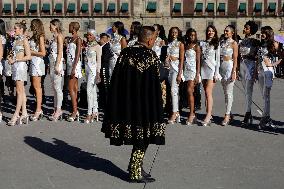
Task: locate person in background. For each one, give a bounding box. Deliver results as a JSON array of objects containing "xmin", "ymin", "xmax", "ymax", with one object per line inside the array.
[
  {"xmin": 128, "ymin": 21, "xmax": 142, "ymax": 47},
  {"xmin": 48, "ymin": 19, "xmax": 64, "ymax": 121},
  {"xmin": 219, "ymin": 25, "xmax": 238, "ymax": 126},
  {"xmin": 84, "ymin": 29, "xmax": 102, "ymax": 123},
  {"xmin": 183, "ymin": 28, "xmax": 201, "ymax": 126},
  {"xmin": 0, "ymin": 19, "xmax": 6, "ymax": 122},
  {"xmin": 109, "ymin": 21, "xmax": 127, "ymax": 78},
  {"xmin": 257, "ymin": 26, "xmax": 282, "ymax": 129},
  {"xmin": 7, "ymin": 21, "xmax": 31, "ymax": 126},
  {"xmin": 29, "ymin": 19, "xmax": 46, "ymax": 121},
  {"xmin": 200, "ymin": 25, "xmax": 221, "ymax": 126},
  {"xmin": 166, "ymin": 27, "xmax": 185, "ymax": 124},
  {"xmin": 98, "ymin": 33, "xmax": 113, "ymax": 113},
  {"xmin": 67, "ymin": 22, "xmax": 82, "ymax": 122},
  {"xmin": 238, "ymin": 20, "xmax": 259, "ymax": 127}
]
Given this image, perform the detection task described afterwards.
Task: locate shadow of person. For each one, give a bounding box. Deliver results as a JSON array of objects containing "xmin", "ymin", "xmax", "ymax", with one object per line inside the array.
[{"xmin": 24, "ymin": 136, "xmax": 129, "ymax": 181}]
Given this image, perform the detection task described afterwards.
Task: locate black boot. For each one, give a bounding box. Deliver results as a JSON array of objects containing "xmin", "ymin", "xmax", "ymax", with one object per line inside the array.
[
  {"xmin": 128, "ymin": 150, "xmax": 155, "ymax": 183},
  {"xmin": 241, "ymin": 112, "xmax": 253, "ymax": 127}
]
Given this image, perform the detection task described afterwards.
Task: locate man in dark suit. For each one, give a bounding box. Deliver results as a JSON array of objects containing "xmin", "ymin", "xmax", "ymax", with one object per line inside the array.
[{"xmin": 98, "ymin": 33, "xmax": 113, "ymax": 111}]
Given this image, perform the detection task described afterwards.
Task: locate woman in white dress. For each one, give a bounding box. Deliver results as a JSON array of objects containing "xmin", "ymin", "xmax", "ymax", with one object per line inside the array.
[
  {"xmin": 200, "ymin": 25, "xmax": 221, "ymax": 126},
  {"xmin": 49, "ymin": 19, "xmax": 64, "ymax": 121},
  {"xmin": 183, "ymin": 28, "xmax": 200, "ymax": 126},
  {"xmin": 29, "ymin": 19, "xmax": 46, "ymax": 121},
  {"xmin": 67, "ymin": 22, "xmax": 82, "ymax": 122},
  {"xmin": 84, "ymin": 29, "xmax": 102, "ymax": 123},
  {"xmin": 219, "ymin": 25, "xmax": 238, "ymax": 126},
  {"xmin": 109, "ymin": 21, "xmax": 127, "ymax": 78},
  {"xmin": 7, "ymin": 21, "xmax": 31, "ymax": 126},
  {"xmin": 166, "ymin": 27, "xmax": 184, "ymax": 124}
]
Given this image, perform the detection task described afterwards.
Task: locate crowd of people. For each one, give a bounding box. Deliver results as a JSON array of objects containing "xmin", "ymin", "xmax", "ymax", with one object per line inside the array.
[
  {"xmin": 0, "ymin": 19, "xmax": 283, "ymax": 130},
  {"xmin": 0, "ymin": 18, "xmax": 283, "ymax": 183}
]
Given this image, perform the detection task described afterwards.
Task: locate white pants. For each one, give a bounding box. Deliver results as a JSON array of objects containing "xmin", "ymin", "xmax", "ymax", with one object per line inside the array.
[
  {"xmin": 168, "ymin": 69, "xmax": 179, "ymax": 112},
  {"xmin": 221, "ymin": 80, "xmax": 235, "ymax": 115},
  {"xmin": 50, "ymin": 73, "xmax": 63, "ymax": 109},
  {"xmin": 258, "ymin": 71, "xmax": 273, "ymax": 117},
  {"xmin": 86, "ymin": 75, "xmax": 98, "ymax": 115}
]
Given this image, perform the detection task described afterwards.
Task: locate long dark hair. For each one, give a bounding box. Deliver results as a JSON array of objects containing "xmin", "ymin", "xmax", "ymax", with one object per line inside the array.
[
  {"xmin": 113, "ymin": 21, "xmax": 126, "ymax": 37},
  {"xmin": 31, "ymin": 19, "xmax": 45, "ymax": 46},
  {"xmin": 168, "ymin": 27, "xmax": 183, "ymax": 43},
  {"xmin": 0, "ymin": 19, "xmax": 6, "ymax": 36},
  {"xmin": 206, "ymin": 25, "xmax": 219, "ymax": 50},
  {"xmin": 244, "ymin": 20, "xmax": 258, "ymax": 35},
  {"xmin": 129, "ymin": 21, "xmax": 142, "ymax": 41},
  {"xmin": 184, "ymin": 28, "xmax": 198, "ymax": 45},
  {"xmin": 261, "ymin": 26, "xmax": 274, "ymax": 54},
  {"xmin": 225, "ymin": 25, "xmax": 238, "ymax": 42}
]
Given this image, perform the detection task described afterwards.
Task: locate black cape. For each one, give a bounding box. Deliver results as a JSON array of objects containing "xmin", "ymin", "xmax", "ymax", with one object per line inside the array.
[{"xmin": 102, "ymin": 43, "xmax": 165, "ymax": 147}]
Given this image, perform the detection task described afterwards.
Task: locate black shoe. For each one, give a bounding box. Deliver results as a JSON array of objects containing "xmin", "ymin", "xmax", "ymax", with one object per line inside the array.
[
  {"xmin": 129, "ymin": 176, "xmax": 156, "ymax": 183},
  {"xmin": 141, "ymin": 168, "xmax": 151, "ymax": 178},
  {"xmin": 127, "ymin": 167, "xmax": 151, "ymax": 178},
  {"xmin": 257, "ymin": 116, "xmax": 269, "ymax": 130},
  {"xmin": 241, "ymin": 112, "xmax": 253, "ymax": 127}
]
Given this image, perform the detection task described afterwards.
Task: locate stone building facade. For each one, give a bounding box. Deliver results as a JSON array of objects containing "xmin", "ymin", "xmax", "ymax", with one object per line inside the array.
[{"xmin": 1, "ymin": 0, "xmax": 284, "ymax": 39}]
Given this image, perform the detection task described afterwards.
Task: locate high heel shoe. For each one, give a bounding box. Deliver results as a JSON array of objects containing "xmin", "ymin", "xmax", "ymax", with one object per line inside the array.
[
  {"xmin": 19, "ymin": 114, "xmax": 29, "ymax": 125},
  {"xmin": 92, "ymin": 112, "xmax": 99, "ymax": 122},
  {"xmin": 49, "ymin": 111, "xmax": 63, "ymax": 122},
  {"xmin": 202, "ymin": 116, "xmax": 212, "ymax": 127},
  {"xmin": 221, "ymin": 114, "xmax": 234, "ymax": 126},
  {"xmin": 30, "ymin": 111, "xmax": 44, "ymax": 121},
  {"xmin": 241, "ymin": 112, "xmax": 253, "ymax": 127},
  {"xmin": 68, "ymin": 111, "xmax": 80, "ymax": 122},
  {"xmin": 186, "ymin": 116, "xmax": 197, "ymax": 126},
  {"xmin": 7, "ymin": 115, "xmax": 20, "ymax": 126},
  {"xmin": 84, "ymin": 115, "xmax": 93, "ymax": 124},
  {"xmin": 168, "ymin": 113, "xmax": 180, "ymax": 124}
]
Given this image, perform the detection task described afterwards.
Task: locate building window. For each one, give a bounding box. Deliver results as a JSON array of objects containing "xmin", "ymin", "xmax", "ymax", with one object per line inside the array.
[
  {"xmin": 195, "ymin": 3, "xmax": 203, "ymax": 12},
  {"xmin": 81, "ymin": 3, "xmax": 88, "ymax": 13},
  {"xmin": 207, "ymin": 3, "xmax": 214, "ymax": 12},
  {"xmin": 16, "ymin": 3, "xmax": 25, "ymax": 13},
  {"xmin": 94, "ymin": 3, "xmax": 102, "ymax": 13},
  {"xmin": 239, "ymin": 3, "xmax": 246, "ymax": 12},
  {"xmin": 3, "ymin": 3, "xmax": 11, "ymax": 14},
  {"xmin": 268, "ymin": 2, "xmax": 276, "ymax": 12},
  {"xmin": 29, "ymin": 3, "xmax": 37, "ymax": 13},
  {"xmin": 218, "ymin": 3, "xmax": 225, "ymax": 12},
  {"xmin": 173, "ymin": 3, "xmax": 181, "ymax": 13},
  {"xmin": 146, "ymin": 1, "xmax": 157, "ymax": 13},
  {"xmin": 185, "ymin": 22, "xmax": 191, "ymax": 29},
  {"xmin": 55, "ymin": 3, "xmax": 62, "ymax": 13},
  {"xmin": 67, "ymin": 3, "xmax": 76, "ymax": 13},
  {"xmin": 121, "ymin": 3, "xmax": 129, "ymax": 12},
  {"xmin": 83, "ymin": 21, "xmax": 89, "ymax": 30},
  {"xmin": 207, "ymin": 21, "xmax": 214, "ymax": 27},
  {"xmin": 254, "ymin": 2, "xmax": 262, "ymax": 12},
  {"xmin": 42, "ymin": 3, "xmax": 50, "ymax": 13},
  {"xmin": 107, "ymin": 2, "xmax": 116, "ymax": 12}
]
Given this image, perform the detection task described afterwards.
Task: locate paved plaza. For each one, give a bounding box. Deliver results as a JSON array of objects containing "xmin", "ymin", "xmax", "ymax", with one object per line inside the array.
[{"xmin": 0, "ymin": 76, "xmax": 283, "ymax": 189}]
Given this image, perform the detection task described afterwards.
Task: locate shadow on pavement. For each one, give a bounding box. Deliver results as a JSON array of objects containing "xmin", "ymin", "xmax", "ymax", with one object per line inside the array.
[{"xmin": 24, "ymin": 136, "xmax": 129, "ymax": 181}]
